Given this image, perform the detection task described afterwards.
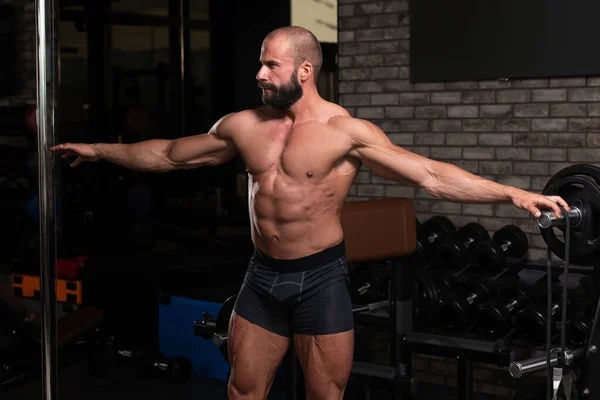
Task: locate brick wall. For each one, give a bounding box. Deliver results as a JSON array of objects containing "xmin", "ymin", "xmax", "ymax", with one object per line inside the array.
[
  {"xmin": 337, "ymin": 0, "xmax": 593, "ymax": 397},
  {"xmin": 338, "ymin": 0, "xmax": 600, "ymax": 262},
  {"xmin": 0, "ymin": 0, "xmax": 35, "ymax": 106}
]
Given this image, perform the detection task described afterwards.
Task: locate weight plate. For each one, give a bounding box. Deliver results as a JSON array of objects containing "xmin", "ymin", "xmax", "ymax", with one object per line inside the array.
[
  {"xmin": 476, "ymin": 299, "xmax": 512, "ymax": 337},
  {"xmin": 216, "ymin": 294, "xmax": 236, "ymax": 362},
  {"xmin": 567, "ymin": 315, "xmax": 593, "ymax": 347},
  {"xmin": 434, "ymin": 236, "xmax": 467, "ymax": 270},
  {"xmin": 493, "ymin": 225, "xmax": 528, "ymax": 259},
  {"xmin": 414, "ymin": 269, "xmax": 438, "ymax": 323},
  {"xmin": 421, "ymin": 216, "xmax": 457, "ymax": 253},
  {"xmin": 436, "ymin": 293, "xmax": 471, "ymax": 333},
  {"xmin": 540, "ymin": 164, "xmax": 600, "ymax": 266},
  {"xmin": 514, "ymin": 305, "xmax": 547, "ymax": 343},
  {"xmin": 458, "ymin": 223, "xmax": 490, "ymax": 244},
  {"xmin": 473, "ymin": 240, "xmax": 505, "ymax": 274}
]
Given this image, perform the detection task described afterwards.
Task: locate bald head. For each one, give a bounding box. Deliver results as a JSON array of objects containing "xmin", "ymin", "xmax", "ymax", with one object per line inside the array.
[{"xmin": 264, "ymin": 26, "xmax": 323, "ymax": 82}]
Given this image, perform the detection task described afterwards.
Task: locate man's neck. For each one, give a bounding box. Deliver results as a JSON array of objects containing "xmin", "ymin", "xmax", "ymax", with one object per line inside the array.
[{"xmin": 283, "ymin": 87, "xmax": 322, "ymax": 123}]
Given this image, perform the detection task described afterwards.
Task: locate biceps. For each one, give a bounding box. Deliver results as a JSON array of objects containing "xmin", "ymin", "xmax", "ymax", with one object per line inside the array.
[
  {"xmin": 357, "ymin": 144, "xmax": 431, "ymax": 187},
  {"xmin": 166, "ymin": 134, "xmax": 236, "ymax": 168}
]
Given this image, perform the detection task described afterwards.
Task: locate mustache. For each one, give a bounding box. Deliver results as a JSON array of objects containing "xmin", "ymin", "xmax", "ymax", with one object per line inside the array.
[{"xmin": 258, "ymin": 83, "xmax": 277, "ymax": 90}]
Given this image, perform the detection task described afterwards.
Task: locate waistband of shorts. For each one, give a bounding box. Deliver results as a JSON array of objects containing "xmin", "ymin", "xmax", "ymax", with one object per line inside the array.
[{"xmin": 251, "ymin": 241, "xmax": 346, "ymax": 273}]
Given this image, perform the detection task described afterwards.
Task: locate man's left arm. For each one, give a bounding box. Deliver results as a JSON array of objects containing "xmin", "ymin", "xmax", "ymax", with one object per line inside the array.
[{"xmin": 342, "ymin": 117, "xmax": 569, "ymax": 218}]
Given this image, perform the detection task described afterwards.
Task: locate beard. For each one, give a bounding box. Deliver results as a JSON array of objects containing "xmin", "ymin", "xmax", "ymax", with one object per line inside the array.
[{"xmin": 260, "ymin": 73, "xmax": 303, "ymax": 109}]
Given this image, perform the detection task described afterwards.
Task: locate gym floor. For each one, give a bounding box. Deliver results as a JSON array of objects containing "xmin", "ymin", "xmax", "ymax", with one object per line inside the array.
[{"xmin": 2, "ymin": 361, "xmax": 503, "ymax": 400}]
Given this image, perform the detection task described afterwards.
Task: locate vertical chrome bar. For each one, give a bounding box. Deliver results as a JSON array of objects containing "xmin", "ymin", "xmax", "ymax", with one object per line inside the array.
[
  {"xmin": 35, "ymin": 0, "xmax": 59, "ymax": 398},
  {"xmin": 179, "ymin": 0, "xmax": 185, "ymax": 136}
]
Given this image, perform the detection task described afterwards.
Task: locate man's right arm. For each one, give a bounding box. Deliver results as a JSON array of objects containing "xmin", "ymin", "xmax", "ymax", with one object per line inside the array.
[{"xmin": 51, "ymin": 113, "xmax": 238, "ymax": 172}]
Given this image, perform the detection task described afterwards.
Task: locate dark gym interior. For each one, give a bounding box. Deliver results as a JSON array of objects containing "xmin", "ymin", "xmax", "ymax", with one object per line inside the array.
[{"xmin": 1, "ymin": 0, "xmax": 600, "ymax": 399}]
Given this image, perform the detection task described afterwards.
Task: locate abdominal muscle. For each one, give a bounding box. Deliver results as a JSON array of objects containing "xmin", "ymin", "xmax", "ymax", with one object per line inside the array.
[{"xmin": 248, "ymin": 172, "xmax": 348, "ymax": 260}]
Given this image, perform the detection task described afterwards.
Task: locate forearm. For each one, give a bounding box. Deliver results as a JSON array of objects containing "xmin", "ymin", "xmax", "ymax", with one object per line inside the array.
[
  {"xmin": 422, "ymin": 161, "xmax": 522, "ymax": 203},
  {"xmin": 93, "ymin": 140, "xmax": 173, "ymax": 172}
]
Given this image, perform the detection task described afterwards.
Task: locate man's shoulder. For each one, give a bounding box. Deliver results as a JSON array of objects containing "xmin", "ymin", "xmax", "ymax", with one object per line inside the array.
[
  {"xmin": 328, "ymin": 113, "xmax": 376, "ymax": 134},
  {"xmin": 211, "ymin": 109, "xmax": 267, "ymax": 138}
]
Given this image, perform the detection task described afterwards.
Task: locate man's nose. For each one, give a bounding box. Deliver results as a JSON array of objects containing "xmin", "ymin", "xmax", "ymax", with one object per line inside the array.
[{"xmin": 256, "ymin": 65, "xmax": 268, "ymax": 81}]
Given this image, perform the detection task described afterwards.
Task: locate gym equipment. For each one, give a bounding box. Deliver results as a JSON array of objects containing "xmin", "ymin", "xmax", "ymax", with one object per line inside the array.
[
  {"xmin": 414, "ymin": 269, "xmax": 457, "ymax": 326},
  {"xmin": 349, "ymin": 264, "xmax": 389, "ymax": 304},
  {"xmin": 509, "ymin": 348, "xmax": 584, "ymax": 379},
  {"xmin": 193, "ymin": 294, "xmax": 236, "ymax": 363},
  {"xmin": 514, "ymin": 290, "xmax": 574, "ymax": 344},
  {"xmin": 416, "ymin": 216, "xmax": 457, "ymax": 257},
  {"xmin": 113, "ymin": 349, "xmax": 192, "ymax": 383},
  {"xmin": 434, "ymin": 222, "xmax": 489, "ymax": 271},
  {"xmin": 566, "ymin": 279, "xmax": 598, "ymax": 347},
  {"xmin": 476, "ymin": 286, "xmax": 531, "ymax": 338},
  {"xmin": 435, "ymin": 279, "xmax": 494, "ymax": 333},
  {"xmin": 537, "ymin": 164, "xmax": 600, "ymax": 267},
  {"xmin": 567, "ymin": 315, "xmax": 593, "ymax": 347},
  {"xmin": 0, "ymin": 289, "xmax": 103, "ymax": 391},
  {"xmin": 472, "ymin": 225, "xmax": 528, "ymax": 274}
]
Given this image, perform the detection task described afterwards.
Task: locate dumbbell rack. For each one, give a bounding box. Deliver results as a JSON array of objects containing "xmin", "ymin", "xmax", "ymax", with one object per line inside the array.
[
  {"xmin": 353, "ymin": 252, "xmax": 519, "ymax": 400},
  {"xmin": 569, "ymin": 262, "xmax": 600, "ymax": 398}
]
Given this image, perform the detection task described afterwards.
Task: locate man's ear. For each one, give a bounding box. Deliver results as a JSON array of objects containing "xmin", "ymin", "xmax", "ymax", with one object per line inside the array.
[{"xmin": 298, "ymin": 62, "xmax": 313, "ymax": 83}]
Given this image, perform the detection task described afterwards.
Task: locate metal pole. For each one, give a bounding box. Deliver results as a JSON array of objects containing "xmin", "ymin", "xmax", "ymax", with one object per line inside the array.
[
  {"xmin": 169, "ymin": 0, "xmax": 189, "ymax": 138},
  {"xmin": 35, "ymin": 0, "xmax": 59, "ymax": 398}
]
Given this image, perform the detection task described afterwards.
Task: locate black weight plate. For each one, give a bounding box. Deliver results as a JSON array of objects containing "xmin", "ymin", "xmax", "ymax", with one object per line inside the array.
[
  {"xmin": 460, "ymin": 279, "xmax": 491, "ymax": 299},
  {"xmin": 514, "ymin": 305, "xmax": 548, "ymax": 344},
  {"xmin": 421, "ymin": 216, "xmax": 457, "ymax": 252},
  {"xmin": 493, "ymin": 225, "xmax": 528, "ymax": 259},
  {"xmin": 436, "ymin": 273, "xmax": 458, "ymax": 291},
  {"xmin": 216, "ymin": 294, "xmax": 236, "ymax": 362},
  {"xmin": 476, "ymin": 299, "xmax": 512, "ymax": 337},
  {"xmin": 434, "ymin": 236, "xmax": 467, "ymax": 270},
  {"xmin": 566, "ymin": 315, "xmax": 593, "ymax": 347},
  {"xmin": 436, "ymin": 293, "xmax": 471, "ymax": 333},
  {"xmin": 414, "ymin": 269, "xmax": 438, "ymax": 323},
  {"xmin": 458, "ymin": 222, "xmax": 489, "ymax": 245},
  {"xmin": 541, "ymin": 164, "xmax": 600, "ymax": 266},
  {"xmin": 473, "ymin": 239, "xmax": 505, "ymax": 274}
]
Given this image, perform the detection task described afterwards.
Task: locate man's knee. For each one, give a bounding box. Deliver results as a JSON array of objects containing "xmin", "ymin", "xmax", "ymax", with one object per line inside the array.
[
  {"xmin": 228, "ymin": 375, "xmax": 266, "ymax": 400},
  {"xmin": 305, "ymin": 374, "xmax": 349, "ymax": 400}
]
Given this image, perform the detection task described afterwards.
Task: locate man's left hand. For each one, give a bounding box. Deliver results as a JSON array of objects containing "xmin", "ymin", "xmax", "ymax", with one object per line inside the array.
[{"xmin": 510, "ymin": 190, "xmax": 569, "ymax": 219}]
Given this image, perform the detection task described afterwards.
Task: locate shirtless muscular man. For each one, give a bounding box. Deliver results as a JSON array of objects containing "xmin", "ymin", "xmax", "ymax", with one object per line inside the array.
[{"xmin": 51, "ymin": 26, "xmax": 568, "ymax": 400}]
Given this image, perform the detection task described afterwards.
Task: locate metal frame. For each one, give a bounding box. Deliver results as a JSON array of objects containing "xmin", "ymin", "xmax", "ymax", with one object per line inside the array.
[
  {"xmin": 35, "ymin": 0, "xmax": 59, "ymax": 398},
  {"xmin": 578, "ymin": 267, "xmax": 600, "ymax": 398}
]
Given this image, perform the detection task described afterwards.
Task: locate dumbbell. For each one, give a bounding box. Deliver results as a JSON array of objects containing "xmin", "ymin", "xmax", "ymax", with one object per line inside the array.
[
  {"xmin": 476, "ymin": 286, "xmax": 531, "ymax": 337},
  {"xmin": 472, "ymin": 225, "xmax": 528, "ymax": 274},
  {"xmin": 193, "ymin": 294, "xmax": 236, "ymax": 363},
  {"xmin": 566, "ymin": 276, "xmax": 599, "ymax": 347},
  {"xmin": 566, "ymin": 315, "xmax": 593, "ymax": 347},
  {"xmin": 349, "ymin": 264, "xmax": 389, "ymax": 305},
  {"xmin": 414, "ymin": 269, "xmax": 458, "ymax": 326},
  {"xmin": 514, "ymin": 290, "xmax": 574, "ymax": 344},
  {"xmin": 435, "ymin": 279, "xmax": 493, "ymax": 333},
  {"xmin": 434, "ymin": 222, "xmax": 489, "ymax": 271},
  {"xmin": 114, "ymin": 349, "xmax": 192, "ymax": 383},
  {"xmin": 416, "ymin": 216, "xmax": 457, "ymax": 258}
]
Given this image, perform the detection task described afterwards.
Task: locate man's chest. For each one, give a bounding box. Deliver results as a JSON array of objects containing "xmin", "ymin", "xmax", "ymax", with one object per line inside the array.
[{"xmin": 237, "ymin": 123, "xmax": 353, "ymax": 179}]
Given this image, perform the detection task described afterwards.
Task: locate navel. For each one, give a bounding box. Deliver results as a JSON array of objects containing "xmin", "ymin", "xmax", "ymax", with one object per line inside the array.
[
  {"xmin": 273, "ymin": 235, "xmax": 280, "ymax": 241},
  {"xmin": 307, "ymin": 171, "xmax": 313, "ymax": 178}
]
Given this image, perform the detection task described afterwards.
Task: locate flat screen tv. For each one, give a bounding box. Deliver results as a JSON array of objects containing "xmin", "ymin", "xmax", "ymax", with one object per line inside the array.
[{"xmin": 410, "ymin": 0, "xmax": 600, "ymax": 82}]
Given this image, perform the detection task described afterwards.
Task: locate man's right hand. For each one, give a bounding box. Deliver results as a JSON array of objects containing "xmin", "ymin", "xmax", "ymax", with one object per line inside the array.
[{"xmin": 49, "ymin": 143, "xmax": 100, "ymax": 167}]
